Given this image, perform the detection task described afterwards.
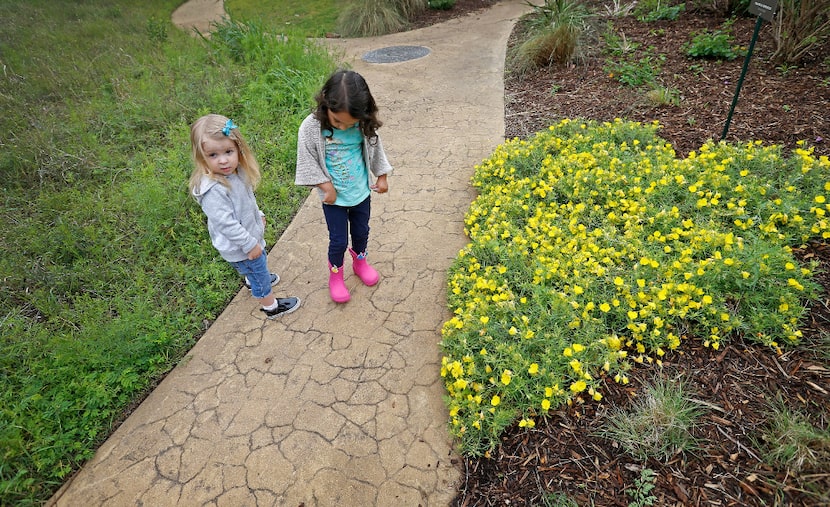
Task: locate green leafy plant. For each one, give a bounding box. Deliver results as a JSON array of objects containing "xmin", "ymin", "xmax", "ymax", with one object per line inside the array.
[
  {"xmin": 685, "ymin": 20, "xmax": 741, "ymax": 60},
  {"xmin": 429, "ymin": 0, "xmax": 456, "ymax": 9},
  {"xmin": 542, "ymin": 491, "xmax": 580, "ymax": 506},
  {"xmin": 638, "ymin": 1, "xmax": 685, "ymax": 21},
  {"xmin": 604, "ymin": 48, "xmax": 665, "ymax": 86},
  {"xmin": 626, "ymin": 468, "xmax": 658, "ymax": 507}
]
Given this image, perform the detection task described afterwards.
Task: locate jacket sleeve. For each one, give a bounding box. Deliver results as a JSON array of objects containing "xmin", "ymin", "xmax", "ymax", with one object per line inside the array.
[
  {"xmin": 294, "ymin": 115, "xmax": 332, "ymax": 187},
  {"xmin": 366, "ymin": 134, "xmax": 393, "ymax": 177}
]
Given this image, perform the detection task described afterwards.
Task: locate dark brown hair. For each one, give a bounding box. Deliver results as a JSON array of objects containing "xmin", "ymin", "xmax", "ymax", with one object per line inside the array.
[{"xmin": 313, "ymin": 70, "xmax": 382, "ymax": 143}]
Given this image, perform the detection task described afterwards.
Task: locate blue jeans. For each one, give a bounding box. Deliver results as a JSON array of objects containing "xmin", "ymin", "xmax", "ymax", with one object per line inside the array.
[
  {"xmin": 230, "ymin": 250, "xmax": 272, "ymax": 299},
  {"xmin": 322, "ymin": 195, "xmax": 371, "ymax": 267}
]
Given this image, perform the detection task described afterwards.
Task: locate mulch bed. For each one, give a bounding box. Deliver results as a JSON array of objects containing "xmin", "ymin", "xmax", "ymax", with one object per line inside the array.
[{"xmin": 412, "ymin": 1, "xmax": 830, "ymax": 505}]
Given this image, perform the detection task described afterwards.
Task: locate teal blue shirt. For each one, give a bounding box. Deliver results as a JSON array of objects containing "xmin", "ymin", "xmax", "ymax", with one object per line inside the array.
[{"xmin": 325, "ymin": 125, "xmax": 370, "ymax": 206}]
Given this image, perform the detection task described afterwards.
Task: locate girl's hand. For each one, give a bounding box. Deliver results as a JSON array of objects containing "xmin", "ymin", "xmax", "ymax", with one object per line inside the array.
[
  {"xmin": 247, "ymin": 243, "xmax": 263, "ymax": 260},
  {"xmin": 319, "ymin": 182, "xmax": 337, "ymax": 204},
  {"xmin": 371, "ymin": 174, "xmax": 389, "ymax": 194}
]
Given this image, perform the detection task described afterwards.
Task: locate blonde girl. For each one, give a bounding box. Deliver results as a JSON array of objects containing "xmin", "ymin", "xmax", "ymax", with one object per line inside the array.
[{"xmin": 189, "ymin": 113, "xmax": 300, "ymax": 318}]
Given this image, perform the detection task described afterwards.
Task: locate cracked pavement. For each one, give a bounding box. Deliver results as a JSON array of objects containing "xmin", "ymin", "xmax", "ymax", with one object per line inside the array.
[{"xmin": 48, "ymin": 1, "xmax": 531, "ymax": 505}]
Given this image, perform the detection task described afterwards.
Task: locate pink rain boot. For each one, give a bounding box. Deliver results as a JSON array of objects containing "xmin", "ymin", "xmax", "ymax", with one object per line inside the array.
[
  {"xmin": 328, "ymin": 263, "xmax": 350, "ymax": 303},
  {"xmin": 349, "ymin": 248, "xmax": 379, "ymax": 286}
]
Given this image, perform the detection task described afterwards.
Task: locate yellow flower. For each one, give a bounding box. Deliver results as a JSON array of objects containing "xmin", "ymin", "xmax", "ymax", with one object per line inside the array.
[
  {"xmin": 570, "ymin": 380, "xmax": 587, "ymax": 393},
  {"xmin": 528, "ymin": 363, "xmax": 539, "ymax": 375},
  {"xmin": 541, "ymin": 399, "xmax": 551, "ymax": 410},
  {"xmin": 500, "ymin": 370, "xmax": 512, "ymax": 385},
  {"xmin": 518, "ymin": 418, "xmax": 535, "ymax": 428},
  {"xmin": 491, "ymin": 395, "xmax": 501, "ymax": 406}
]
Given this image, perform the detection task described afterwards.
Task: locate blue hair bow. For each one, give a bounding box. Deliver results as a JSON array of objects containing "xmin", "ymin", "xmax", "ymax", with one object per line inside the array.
[{"xmin": 222, "ymin": 119, "xmax": 238, "ymax": 136}]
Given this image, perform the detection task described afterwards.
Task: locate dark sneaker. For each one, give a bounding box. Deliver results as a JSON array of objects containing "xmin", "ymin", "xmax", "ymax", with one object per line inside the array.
[
  {"xmin": 245, "ymin": 273, "xmax": 280, "ymax": 291},
  {"xmin": 260, "ymin": 297, "xmax": 301, "ymax": 319}
]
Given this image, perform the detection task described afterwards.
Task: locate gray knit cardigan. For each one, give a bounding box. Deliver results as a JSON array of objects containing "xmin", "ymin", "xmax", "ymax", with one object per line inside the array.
[{"xmin": 294, "ymin": 114, "xmax": 393, "ymax": 195}]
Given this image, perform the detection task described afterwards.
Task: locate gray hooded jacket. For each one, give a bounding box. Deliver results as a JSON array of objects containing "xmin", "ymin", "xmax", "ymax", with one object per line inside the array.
[{"xmin": 193, "ymin": 172, "xmax": 265, "ymax": 263}]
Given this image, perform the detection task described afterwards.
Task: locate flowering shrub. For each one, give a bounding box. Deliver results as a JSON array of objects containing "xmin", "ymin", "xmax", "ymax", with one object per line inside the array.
[{"xmin": 440, "ymin": 119, "xmax": 830, "ymax": 455}]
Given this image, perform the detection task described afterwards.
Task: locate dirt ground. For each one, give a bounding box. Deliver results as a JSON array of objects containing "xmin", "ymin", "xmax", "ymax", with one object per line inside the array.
[{"xmin": 412, "ymin": 1, "xmax": 830, "ymax": 506}]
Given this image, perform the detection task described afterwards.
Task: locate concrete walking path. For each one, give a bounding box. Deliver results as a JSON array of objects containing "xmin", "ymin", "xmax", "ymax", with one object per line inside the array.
[{"xmin": 49, "ymin": 2, "xmax": 531, "ymax": 505}]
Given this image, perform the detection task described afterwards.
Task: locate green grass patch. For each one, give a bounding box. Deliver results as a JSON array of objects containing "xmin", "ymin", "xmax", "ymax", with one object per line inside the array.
[
  {"xmin": 0, "ymin": 2, "xmax": 336, "ymax": 505},
  {"xmin": 440, "ymin": 118, "xmax": 830, "ymax": 455},
  {"xmin": 226, "ymin": 0, "xmax": 339, "ymax": 36}
]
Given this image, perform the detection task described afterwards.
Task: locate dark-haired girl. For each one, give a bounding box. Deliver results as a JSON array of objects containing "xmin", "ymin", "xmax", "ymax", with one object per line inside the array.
[{"xmin": 295, "ymin": 70, "xmax": 393, "ymax": 303}]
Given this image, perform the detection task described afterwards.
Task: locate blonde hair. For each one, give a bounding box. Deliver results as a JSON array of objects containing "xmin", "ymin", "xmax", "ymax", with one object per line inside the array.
[{"xmin": 188, "ymin": 114, "xmax": 261, "ymax": 195}]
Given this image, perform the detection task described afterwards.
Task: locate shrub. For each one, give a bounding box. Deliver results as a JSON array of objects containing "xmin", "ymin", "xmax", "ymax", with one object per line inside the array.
[
  {"xmin": 771, "ymin": 0, "xmax": 830, "ymax": 64},
  {"xmin": 337, "ymin": 0, "xmax": 408, "ymax": 36}
]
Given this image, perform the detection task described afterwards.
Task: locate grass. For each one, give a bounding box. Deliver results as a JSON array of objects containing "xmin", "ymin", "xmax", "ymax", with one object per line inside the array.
[
  {"xmin": 508, "ymin": 0, "xmax": 594, "ymax": 74},
  {"xmin": 226, "ymin": 0, "xmax": 339, "ymax": 36},
  {"xmin": 600, "ymin": 374, "xmax": 705, "ymax": 461},
  {"xmin": 336, "ymin": 0, "xmax": 410, "ymax": 37},
  {"xmin": 0, "ymin": 2, "xmax": 336, "ymax": 505},
  {"xmin": 753, "ymin": 397, "xmax": 830, "ymax": 473}
]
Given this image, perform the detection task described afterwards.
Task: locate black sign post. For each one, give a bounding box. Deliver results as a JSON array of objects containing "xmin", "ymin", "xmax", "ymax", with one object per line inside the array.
[{"xmin": 721, "ymin": 0, "xmax": 779, "ymax": 140}]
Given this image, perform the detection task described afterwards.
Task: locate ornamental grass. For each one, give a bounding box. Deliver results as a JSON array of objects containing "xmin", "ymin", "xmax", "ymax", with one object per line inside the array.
[{"xmin": 440, "ymin": 118, "xmax": 830, "ymax": 455}]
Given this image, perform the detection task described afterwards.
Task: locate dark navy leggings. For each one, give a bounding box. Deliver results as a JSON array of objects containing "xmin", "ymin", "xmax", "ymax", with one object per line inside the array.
[{"xmin": 322, "ymin": 195, "xmax": 371, "ymax": 267}]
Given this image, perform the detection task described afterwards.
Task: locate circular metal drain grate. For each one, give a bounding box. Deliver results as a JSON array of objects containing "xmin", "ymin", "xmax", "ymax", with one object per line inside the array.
[{"xmin": 362, "ymin": 45, "xmax": 430, "ymax": 64}]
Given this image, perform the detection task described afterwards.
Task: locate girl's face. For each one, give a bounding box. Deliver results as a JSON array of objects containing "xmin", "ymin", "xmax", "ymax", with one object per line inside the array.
[
  {"xmin": 327, "ymin": 109, "xmax": 359, "ymax": 130},
  {"xmin": 202, "ymin": 137, "xmax": 239, "ymax": 176}
]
